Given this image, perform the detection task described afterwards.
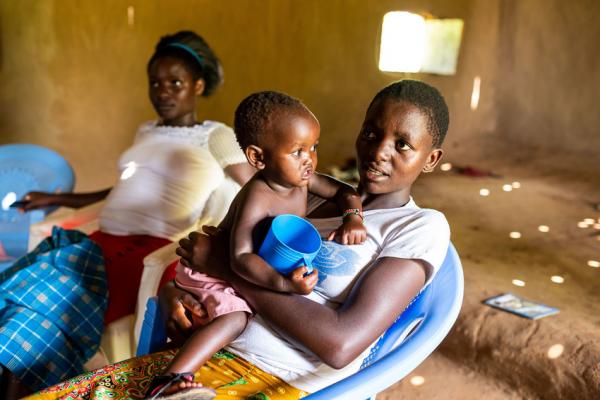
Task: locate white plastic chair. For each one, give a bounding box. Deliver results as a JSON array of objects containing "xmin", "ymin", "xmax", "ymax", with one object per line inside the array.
[{"xmin": 137, "ymin": 243, "xmax": 464, "ymax": 399}]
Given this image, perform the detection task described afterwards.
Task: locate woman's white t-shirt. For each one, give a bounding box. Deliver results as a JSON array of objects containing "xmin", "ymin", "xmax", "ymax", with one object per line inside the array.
[
  {"xmin": 99, "ymin": 121, "xmax": 247, "ymax": 240},
  {"xmin": 226, "ymin": 198, "xmax": 450, "ymax": 392}
]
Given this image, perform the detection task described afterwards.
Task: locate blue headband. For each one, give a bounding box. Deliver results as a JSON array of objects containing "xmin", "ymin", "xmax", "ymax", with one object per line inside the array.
[{"xmin": 165, "ymin": 42, "xmax": 204, "ymax": 67}]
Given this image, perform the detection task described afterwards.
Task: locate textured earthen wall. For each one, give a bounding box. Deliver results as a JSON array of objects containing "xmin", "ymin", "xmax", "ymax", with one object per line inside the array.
[
  {"xmin": 2, "ymin": 1, "xmax": 595, "ymax": 190},
  {"xmin": 0, "ymin": 0, "xmax": 478, "ymax": 189},
  {"xmin": 495, "ymin": 0, "xmax": 600, "ymax": 159}
]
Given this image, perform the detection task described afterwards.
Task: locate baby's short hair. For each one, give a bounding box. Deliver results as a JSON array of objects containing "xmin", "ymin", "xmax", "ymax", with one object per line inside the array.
[
  {"xmin": 234, "ymin": 91, "xmax": 306, "ymax": 150},
  {"xmin": 369, "ymin": 80, "xmax": 449, "ymax": 147}
]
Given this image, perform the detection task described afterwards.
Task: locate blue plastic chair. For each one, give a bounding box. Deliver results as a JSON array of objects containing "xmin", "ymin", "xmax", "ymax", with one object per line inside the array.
[
  {"xmin": 0, "ymin": 144, "xmax": 75, "ymax": 271},
  {"xmin": 137, "ymin": 243, "xmax": 463, "ymax": 399}
]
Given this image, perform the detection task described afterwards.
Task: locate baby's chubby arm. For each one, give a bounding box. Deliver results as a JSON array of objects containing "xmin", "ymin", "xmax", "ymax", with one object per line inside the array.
[
  {"xmin": 308, "ymin": 173, "xmax": 367, "ymax": 245},
  {"xmin": 229, "ymin": 184, "xmax": 318, "ymax": 295}
]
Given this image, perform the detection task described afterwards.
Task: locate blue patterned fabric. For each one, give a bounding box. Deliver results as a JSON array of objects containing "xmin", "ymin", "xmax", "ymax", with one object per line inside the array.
[{"xmin": 0, "ymin": 227, "xmax": 107, "ymax": 391}]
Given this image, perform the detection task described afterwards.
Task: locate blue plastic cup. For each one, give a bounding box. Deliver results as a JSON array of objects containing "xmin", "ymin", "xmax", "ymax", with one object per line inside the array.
[{"xmin": 258, "ymin": 214, "xmax": 322, "ymax": 276}]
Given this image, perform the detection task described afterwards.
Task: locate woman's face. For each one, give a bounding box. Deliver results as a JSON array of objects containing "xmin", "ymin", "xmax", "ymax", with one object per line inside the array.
[
  {"xmin": 148, "ymin": 56, "xmax": 204, "ymax": 126},
  {"xmin": 355, "ymin": 99, "xmax": 442, "ymax": 198}
]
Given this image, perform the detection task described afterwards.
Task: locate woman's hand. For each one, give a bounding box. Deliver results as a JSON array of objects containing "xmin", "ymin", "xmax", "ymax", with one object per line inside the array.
[
  {"xmin": 201, "ymin": 225, "xmax": 222, "ymax": 237},
  {"xmin": 176, "ymin": 227, "xmax": 232, "ymax": 281},
  {"xmin": 158, "ymin": 281, "xmax": 207, "ymax": 345},
  {"xmin": 286, "ymin": 267, "xmax": 319, "ymax": 294},
  {"xmin": 18, "ymin": 191, "xmax": 57, "ymax": 211}
]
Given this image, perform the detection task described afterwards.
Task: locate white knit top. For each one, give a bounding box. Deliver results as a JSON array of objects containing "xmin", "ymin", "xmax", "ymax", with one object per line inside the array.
[{"xmin": 99, "ymin": 121, "xmax": 247, "ymax": 240}]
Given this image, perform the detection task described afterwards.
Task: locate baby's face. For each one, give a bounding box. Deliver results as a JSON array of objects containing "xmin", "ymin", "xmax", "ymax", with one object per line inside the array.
[{"xmin": 260, "ymin": 108, "xmax": 320, "ymax": 189}]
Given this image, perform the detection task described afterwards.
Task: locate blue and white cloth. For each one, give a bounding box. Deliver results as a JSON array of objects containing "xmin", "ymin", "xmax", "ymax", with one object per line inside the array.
[{"xmin": 0, "ymin": 227, "xmax": 106, "ymax": 391}]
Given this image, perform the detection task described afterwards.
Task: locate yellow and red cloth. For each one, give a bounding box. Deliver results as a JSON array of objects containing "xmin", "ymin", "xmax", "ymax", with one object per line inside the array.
[{"xmin": 27, "ymin": 349, "xmax": 308, "ymax": 400}]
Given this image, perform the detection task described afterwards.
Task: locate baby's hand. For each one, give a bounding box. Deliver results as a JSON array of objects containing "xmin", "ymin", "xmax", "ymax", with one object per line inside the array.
[
  {"xmin": 286, "ymin": 266, "xmax": 319, "ymax": 295},
  {"xmin": 327, "ymin": 215, "xmax": 367, "ymax": 245}
]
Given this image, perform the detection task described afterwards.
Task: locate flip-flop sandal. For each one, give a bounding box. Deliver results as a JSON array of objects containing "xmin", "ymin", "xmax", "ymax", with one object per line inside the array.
[{"xmin": 145, "ymin": 372, "xmax": 216, "ymax": 400}]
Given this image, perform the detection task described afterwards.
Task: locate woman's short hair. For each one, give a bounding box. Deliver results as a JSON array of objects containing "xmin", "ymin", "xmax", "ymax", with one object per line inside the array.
[{"xmin": 369, "ymin": 80, "xmax": 449, "ymax": 148}]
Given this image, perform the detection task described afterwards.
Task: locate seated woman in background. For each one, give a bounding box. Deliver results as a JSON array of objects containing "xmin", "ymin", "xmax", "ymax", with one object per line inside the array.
[
  {"xmin": 26, "ymin": 79, "xmax": 451, "ymax": 400},
  {"xmin": 0, "ymin": 30, "xmax": 253, "ymax": 397}
]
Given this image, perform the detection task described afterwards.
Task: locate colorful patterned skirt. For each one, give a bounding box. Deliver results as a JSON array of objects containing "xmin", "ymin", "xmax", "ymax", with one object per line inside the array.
[{"xmin": 26, "ymin": 349, "xmax": 308, "ymax": 400}]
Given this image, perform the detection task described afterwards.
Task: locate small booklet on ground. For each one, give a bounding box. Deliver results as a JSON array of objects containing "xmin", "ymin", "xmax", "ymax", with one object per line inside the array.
[{"xmin": 483, "ymin": 292, "xmax": 559, "ymax": 320}]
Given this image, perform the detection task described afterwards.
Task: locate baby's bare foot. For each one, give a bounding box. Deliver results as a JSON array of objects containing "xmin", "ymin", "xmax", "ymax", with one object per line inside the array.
[
  {"xmin": 146, "ymin": 373, "xmax": 215, "ymax": 399},
  {"xmin": 162, "ymin": 380, "xmax": 204, "ymax": 395}
]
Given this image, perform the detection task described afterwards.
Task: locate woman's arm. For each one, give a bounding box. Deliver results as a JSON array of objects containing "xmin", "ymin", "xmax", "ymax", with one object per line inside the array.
[
  {"xmin": 224, "ymin": 162, "xmax": 255, "ymax": 187},
  {"xmin": 233, "ymin": 257, "xmax": 425, "ymax": 368},
  {"xmin": 177, "ymin": 231, "xmax": 426, "ymax": 369},
  {"xmin": 20, "ymin": 188, "xmax": 111, "ymax": 211}
]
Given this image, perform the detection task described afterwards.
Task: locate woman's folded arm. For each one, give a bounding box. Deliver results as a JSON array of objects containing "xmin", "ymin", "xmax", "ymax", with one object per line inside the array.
[{"xmin": 230, "ymin": 256, "xmax": 427, "ymax": 369}]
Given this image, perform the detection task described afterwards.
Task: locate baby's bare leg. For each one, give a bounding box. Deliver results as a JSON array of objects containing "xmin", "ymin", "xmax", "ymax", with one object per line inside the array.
[{"xmin": 166, "ymin": 311, "xmax": 248, "ymax": 376}]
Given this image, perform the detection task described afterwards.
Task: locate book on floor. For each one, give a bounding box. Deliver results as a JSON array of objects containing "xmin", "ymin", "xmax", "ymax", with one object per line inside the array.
[{"xmin": 483, "ymin": 292, "xmax": 559, "ymax": 320}]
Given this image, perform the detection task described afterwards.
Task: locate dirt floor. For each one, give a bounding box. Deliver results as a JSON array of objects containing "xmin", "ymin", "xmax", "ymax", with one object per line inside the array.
[
  {"xmin": 379, "ymin": 152, "xmax": 600, "ymax": 399},
  {"xmin": 17, "ymin": 148, "xmax": 598, "ymax": 399}
]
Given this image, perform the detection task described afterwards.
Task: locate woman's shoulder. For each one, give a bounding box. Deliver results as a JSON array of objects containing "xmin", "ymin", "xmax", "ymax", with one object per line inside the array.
[
  {"xmin": 134, "ymin": 120, "xmax": 232, "ymax": 147},
  {"xmin": 368, "ymin": 206, "xmax": 449, "ymax": 253},
  {"xmin": 366, "ymin": 199, "xmax": 448, "ymax": 231},
  {"xmin": 372, "ymin": 200, "xmax": 450, "ymax": 281},
  {"xmin": 205, "ymin": 120, "xmax": 236, "ymax": 141},
  {"xmin": 409, "ymin": 206, "xmax": 448, "ymax": 229},
  {"xmin": 133, "ymin": 120, "xmax": 158, "ymax": 142},
  {"xmin": 401, "ymin": 204, "xmax": 448, "ymax": 240},
  {"xmin": 205, "ymin": 122, "xmax": 247, "ymax": 167},
  {"xmin": 203, "ymin": 120, "xmax": 232, "ymax": 130}
]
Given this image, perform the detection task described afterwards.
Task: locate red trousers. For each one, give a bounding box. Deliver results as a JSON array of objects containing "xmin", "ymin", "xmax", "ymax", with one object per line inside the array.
[{"xmin": 89, "ymin": 231, "xmax": 176, "ymax": 325}]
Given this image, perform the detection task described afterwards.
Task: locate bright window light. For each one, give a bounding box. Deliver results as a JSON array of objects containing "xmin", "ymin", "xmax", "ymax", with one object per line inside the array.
[
  {"xmin": 127, "ymin": 6, "xmax": 135, "ymax": 26},
  {"xmin": 379, "ymin": 12, "xmax": 464, "ymax": 75},
  {"xmin": 470, "ymin": 76, "xmax": 481, "ymax": 110},
  {"xmin": 379, "ymin": 12, "xmax": 426, "ymax": 73}
]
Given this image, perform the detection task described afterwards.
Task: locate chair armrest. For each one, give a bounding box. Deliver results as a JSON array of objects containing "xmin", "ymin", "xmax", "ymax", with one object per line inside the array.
[
  {"xmin": 28, "ymin": 201, "xmax": 104, "ymax": 250},
  {"xmin": 133, "ymin": 241, "xmax": 179, "ymax": 345}
]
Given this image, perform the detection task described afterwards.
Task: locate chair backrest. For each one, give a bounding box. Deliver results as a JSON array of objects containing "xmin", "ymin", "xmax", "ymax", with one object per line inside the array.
[
  {"xmin": 304, "ymin": 243, "xmax": 463, "ymax": 399},
  {"xmin": 0, "ymin": 144, "xmax": 75, "ymax": 269},
  {"xmin": 137, "ymin": 244, "xmax": 464, "ymax": 399},
  {"xmin": 0, "ymin": 144, "xmax": 75, "ymax": 206}
]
